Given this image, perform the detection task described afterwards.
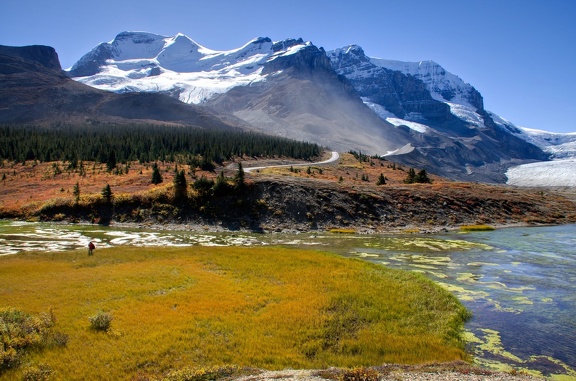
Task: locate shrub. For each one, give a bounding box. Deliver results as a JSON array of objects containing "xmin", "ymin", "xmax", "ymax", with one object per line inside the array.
[
  {"xmin": 101, "ymin": 184, "xmax": 113, "ymax": 204},
  {"xmin": 0, "ymin": 308, "xmax": 59, "ymax": 372},
  {"xmin": 376, "ymin": 173, "xmax": 386, "ymax": 185},
  {"xmin": 151, "ymin": 163, "xmax": 163, "ymax": 185},
  {"xmin": 161, "ymin": 365, "xmax": 238, "ymax": 381},
  {"xmin": 460, "ymin": 225, "xmax": 495, "ymax": 232},
  {"xmin": 340, "ymin": 367, "xmax": 380, "ymax": 381},
  {"xmin": 88, "ymin": 311, "xmax": 113, "ymax": 332},
  {"xmin": 21, "ymin": 364, "xmax": 55, "ymax": 381}
]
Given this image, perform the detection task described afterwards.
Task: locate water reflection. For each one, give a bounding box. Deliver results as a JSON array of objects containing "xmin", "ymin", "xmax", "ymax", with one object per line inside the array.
[{"xmin": 1, "ymin": 220, "xmax": 575, "ymax": 379}]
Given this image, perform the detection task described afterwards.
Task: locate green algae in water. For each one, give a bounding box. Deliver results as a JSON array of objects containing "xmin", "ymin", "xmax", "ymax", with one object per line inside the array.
[{"xmin": 363, "ymin": 237, "xmax": 492, "ymax": 252}]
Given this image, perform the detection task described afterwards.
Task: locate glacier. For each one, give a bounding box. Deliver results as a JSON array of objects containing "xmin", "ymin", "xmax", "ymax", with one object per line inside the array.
[
  {"xmin": 490, "ymin": 113, "xmax": 576, "ymax": 186},
  {"xmin": 68, "ymin": 32, "xmax": 311, "ymax": 104}
]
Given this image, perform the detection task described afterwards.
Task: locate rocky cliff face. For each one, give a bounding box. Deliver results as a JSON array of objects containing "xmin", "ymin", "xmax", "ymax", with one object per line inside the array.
[
  {"xmin": 0, "ymin": 45, "xmax": 62, "ymax": 72},
  {"xmin": 328, "ymin": 45, "xmax": 451, "ymax": 122},
  {"xmin": 327, "ymin": 44, "xmax": 549, "ymax": 182}
]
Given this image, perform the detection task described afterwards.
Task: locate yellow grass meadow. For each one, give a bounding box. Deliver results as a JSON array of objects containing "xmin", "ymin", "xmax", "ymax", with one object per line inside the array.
[{"xmin": 0, "ymin": 245, "xmax": 471, "ymax": 380}]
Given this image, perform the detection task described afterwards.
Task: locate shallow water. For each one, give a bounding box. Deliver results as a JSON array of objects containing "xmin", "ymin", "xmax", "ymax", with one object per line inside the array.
[{"xmin": 1, "ymin": 221, "xmax": 574, "ymax": 378}]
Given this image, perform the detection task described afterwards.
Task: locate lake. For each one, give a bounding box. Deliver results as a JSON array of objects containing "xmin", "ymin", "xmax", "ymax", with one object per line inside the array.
[{"xmin": 1, "ymin": 220, "xmax": 574, "ymax": 379}]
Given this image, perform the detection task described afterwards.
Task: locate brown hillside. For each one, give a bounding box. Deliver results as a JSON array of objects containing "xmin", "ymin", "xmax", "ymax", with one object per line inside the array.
[{"xmin": 1, "ymin": 153, "xmax": 575, "ymax": 232}]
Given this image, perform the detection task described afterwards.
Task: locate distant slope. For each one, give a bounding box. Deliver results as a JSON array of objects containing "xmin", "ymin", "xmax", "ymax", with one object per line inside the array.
[
  {"xmin": 205, "ymin": 42, "xmax": 412, "ymax": 153},
  {"xmin": 0, "ymin": 44, "xmax": 243, "ymax": 130}
]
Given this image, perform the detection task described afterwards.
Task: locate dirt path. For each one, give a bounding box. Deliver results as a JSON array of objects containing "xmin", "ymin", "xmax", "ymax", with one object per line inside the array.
[{"xmin": 244, "ymin": 151, "xmax": 340, "ymax": 173}]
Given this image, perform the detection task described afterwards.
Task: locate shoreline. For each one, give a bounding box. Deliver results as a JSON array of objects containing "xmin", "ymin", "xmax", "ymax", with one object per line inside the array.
[
  {"xmin": 2, "ymin": 215, "xmax": 564, "ymax": 237},
  {"xmin": 50, "ymin": 218, "xmax": 550, "ymax": 235},
  {"xmin": 232, "ymin": 367, "xmax": 543, "ymax": 381}
]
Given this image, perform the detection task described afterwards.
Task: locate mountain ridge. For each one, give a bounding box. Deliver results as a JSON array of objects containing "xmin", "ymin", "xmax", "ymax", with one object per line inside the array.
[
  {"xmin": 3, "ymin": 32, "xmax": 571, "ymax": 184},
  {"xmin": 0, "ymin": 43, "xmax": 244, "ymax": 130}
]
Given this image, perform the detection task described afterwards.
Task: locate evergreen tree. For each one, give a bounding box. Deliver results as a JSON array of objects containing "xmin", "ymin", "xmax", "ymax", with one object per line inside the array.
[
  {"xmin": 404, "ymin": 168, "xmax": 417, "ymax": 184},
  {"xmin": 151, "ymin": 163, "xmax": 163, "ymax": 184},
  {"xmin": 106, "ymin": 150, "xmax": 117, "ymax": 172},
  {"xmin": 173, "ymin": 170, "xmax": 188, "ymax": 201},
  {"xmin": 73, "ymin": 181, "xmax": 80, "ymax": 204},
  {"xmin": 234, "ymin": 162, "xmax": 245, "ymax": 190},
  {"xmin": 415, "ymin": 169, "xmax": 432, "ymax": 184},
  {"xmin": 213, "ymin": 171, "xmax": 230, "ymax": 196},
  {"xmin": 376, "ymin": 173, "xmax": 387, "ymax": 185},
  {"xmin": 101, "ymin": 184, "xmax": 113, "ymax": 204}
]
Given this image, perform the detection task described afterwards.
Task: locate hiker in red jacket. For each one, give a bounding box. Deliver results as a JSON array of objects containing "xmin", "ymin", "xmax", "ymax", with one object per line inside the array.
[{"xmin": 88, "ymin": 241, "xmax": 95, "ymax": 256}]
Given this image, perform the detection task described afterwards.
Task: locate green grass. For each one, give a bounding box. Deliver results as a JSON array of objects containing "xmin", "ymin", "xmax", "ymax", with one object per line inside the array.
[
  {"xmin": 328, "ymin": 228, "xmax": 357, "ymax": 234},
  {"xmin": 0, "ymin": 246, "xmax": 471, "ymax": 380},
  {"xmin": 460, "ymin": 225, "xmax": 496, "ymax": 232}
]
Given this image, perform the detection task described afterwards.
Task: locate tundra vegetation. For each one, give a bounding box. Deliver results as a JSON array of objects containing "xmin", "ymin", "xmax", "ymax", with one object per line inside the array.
[{"xmin": 0, "ymin": 246, "xmax": 471, "ymax": 380}]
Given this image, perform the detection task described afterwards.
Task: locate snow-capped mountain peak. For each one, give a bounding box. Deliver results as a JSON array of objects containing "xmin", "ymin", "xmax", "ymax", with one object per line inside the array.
[{"xmin": 68, "ymin": 32, "xmax": 312, "ymax": 104}]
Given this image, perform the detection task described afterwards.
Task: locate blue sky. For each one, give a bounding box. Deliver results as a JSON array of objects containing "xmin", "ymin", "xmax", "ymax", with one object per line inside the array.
[{"xmin": 2, "ymin": 0, "xmax": 575, "ymax": 133}]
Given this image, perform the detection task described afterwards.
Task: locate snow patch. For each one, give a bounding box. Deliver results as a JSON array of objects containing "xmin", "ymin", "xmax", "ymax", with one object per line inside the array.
[
  {"xmin": 490, "ymin": 112, "xmax": 576, "ymax": 159},
  {"xmin": 383, "ymin": 143, "xmax": 415, "ymax": 156},
  {"xmin": 386, "ymin": 118, "xmax": 428, "ymax": 133},
  {"xmin": 362, "ymin": 98, "xmax": 395, "ymax": 119},
  {"xmin": 447, "ymin": 102, "xmax": 484, "ymax": 128},
  {"xmin": 506, "ymin": 158, "xmax": 576, "ymax": 187}
]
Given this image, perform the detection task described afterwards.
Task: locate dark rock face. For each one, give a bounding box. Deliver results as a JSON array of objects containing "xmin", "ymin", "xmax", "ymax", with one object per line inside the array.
[
  {"xmin": 263, "ymin": 43, "xmax": 335, "ymax": 79},
  {"xmin": 66, "ymin": 44, "xmax": 113, "ymax": 77},
  {"xmin": 328, "ymin": 46, "xmax": 451, "ymax": 122},
  {"xmin": 0, "ymin": 45, "xmax": 62, "ymax": 72}
]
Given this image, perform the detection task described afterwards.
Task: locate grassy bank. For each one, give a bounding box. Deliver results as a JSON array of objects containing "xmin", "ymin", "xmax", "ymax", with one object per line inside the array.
[{"xmin": 0, "ymin": 246, "xmax": 471, "ymax": 380}]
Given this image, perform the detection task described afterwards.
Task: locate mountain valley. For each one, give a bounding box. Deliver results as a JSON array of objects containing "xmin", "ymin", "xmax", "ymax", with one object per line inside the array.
[{"xmin": 1, "ymin": 32, "xmax": 574, "ymax": 185}]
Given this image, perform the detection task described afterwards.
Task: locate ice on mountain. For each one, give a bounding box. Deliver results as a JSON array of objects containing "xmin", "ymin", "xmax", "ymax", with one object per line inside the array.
[
  {"xmin": 447, "ymin": 102, "xmax": 484, "ymax": 128},
  {"xmin": 506, "ymin": 158, "xmax": 576, "ymax": 186},
  {"xmin": 69, "ymin": 32, "xmax": 312, "ymax": 104},
  {"xmin": 386, "ymin": 118, "xmax": 429, "ymax": 133}
]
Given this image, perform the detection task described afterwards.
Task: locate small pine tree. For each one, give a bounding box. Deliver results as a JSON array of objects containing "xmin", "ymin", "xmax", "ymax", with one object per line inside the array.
[
  {"xmin": 415, "ymin": 169, "xmax": 432, "ymax": 184},
  {"xmin": 213, "ymin": 171, "xmax": 230, "ymax": 196},
  {"xmin": 101, "ymin": 184, "xmax": 113, "ymax": 204},
  {"xmin": 234, "ymin": 162, "xmax": 245, "ymax": 190},
  {"xmin": 151, "ymin": 163, "xmax": 163, "ymax": 184},
  {"xmin": 376, "ymin": 173, "xmax": 387, "ymax": 185},
  {"xmin": 173, "ymin": 170, "xmax": 188, "ymax": 201},
  {"xmin": 404, "ymin": 168, "xmax": 417, "ymax": 184},
  {"xmin": 73, "ymin": 181, "xmax": 80, "ymax": 204},
  {"xmin": 106, "ymin": 150, "xmax": 117, "ymax": 172}
]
